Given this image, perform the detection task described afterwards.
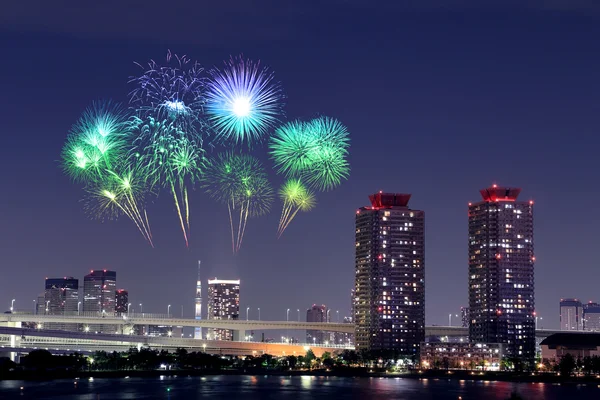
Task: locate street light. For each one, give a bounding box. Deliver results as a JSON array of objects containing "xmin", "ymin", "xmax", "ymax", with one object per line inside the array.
[
  {"xmin": 33, "ymin": 299, "xmax": 36, "ymax": 314},
  {"xmin": 127, "ymin": 303, "xmax": 131, "ymax": 315},
  {"xmin": 536, "ymin": 316, "xmax": 543, "ymax": 330},
  {"xmin": 336, "ymin": 310, "xmax": 340, "ymax": 322},
  {"xmin": 168, "ymin": 304, "xmax": 171, "ymax": 318},
  {"xmin": 78, "ymin": 302, "xmax": 81, "ymax": 315},
  {"xmin": 45, "ymin": 301, "xmax": 50, "ymax": 314},
  {"xmin": 139, "ymin": 303, "xmax": 143, "ymax": 314},
  {"xmin": 246, "ymin": 307, "xmax": 250, "ymax": 321},
  {"xmin": 258, "ymin": 308, "xmax": 261, "ymax": 321},
  {"xmin": 297, "ymin": 309, "xmax": 300, "ymax": 322},
  {"xmin": 10, "ymin": 299, "xmax": 15, "ymax": 312},
  {"xmin": 286, "ymin": 308, "xmax": 290, "ymax": 322}
]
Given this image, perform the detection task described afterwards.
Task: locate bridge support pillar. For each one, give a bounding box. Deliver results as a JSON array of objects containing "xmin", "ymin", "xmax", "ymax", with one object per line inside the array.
[
  {"xmin": 232, "ymin": 329, "xmax": 246, "ymax": 342},
  {"xmin": 8, "ymin": 321, "xmax": 21, "ymax": 362}
]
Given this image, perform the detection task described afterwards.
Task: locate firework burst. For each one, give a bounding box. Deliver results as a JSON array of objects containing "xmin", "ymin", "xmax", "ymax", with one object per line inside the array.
[
  {"xmin": 277, "ymin": 179, "xmax": 315, "ymax": 237},
  {"xmin": 202, "ymin": 152, "xmax": 273, "ymax": 252},
  {"xmin": 269, "ymin": 116, "xmax": 350, "ymax": 191},
  {"xmin": 62, "ymin": 101, "xmax": 129, "ymax": 184},
  {"xmin": 129, "ymin": 50, "xmax": 205, "ymax": 128},
  {"xmin": 83, "ymin": 161, "xmax": 154, "ymax": 246},
  {"xmin": 205, "ymin": 56, "xmax": 284, "ymax": 146},
  {"xmin": 129, "ymin": 116, "xmax": 204, "ymax": 246}
]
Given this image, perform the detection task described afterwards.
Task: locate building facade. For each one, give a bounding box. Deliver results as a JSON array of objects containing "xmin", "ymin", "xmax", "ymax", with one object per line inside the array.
[
  {"xmin": 354, "ymin": 192, "xmax": 425, "ymax": 356},
  {"xmin": 44, "ymin": 277, "xmax": 79, "ymax": 331},
  {"xmin": 584, "ymin": 302, "xmax": 600, "ymax": 332},
  {"xmin": 420, "ymin": 342, "xmax": 503, "ymax": 371},
  {"xmin": 541, "ymin": 333, "xmax": 600, "ymax": 363},
  {"xmin": 206, "ymin": 278, "xmax": 240, "ymax": 341},
  {"xmin": 560, "ymin": 298, "xmax": 583, "ymax": 331},
  {"xmin": 468, "ymin": 185, "xmax": 535, "ymax": 364},
  {"xmin": 115, "ymin": 289, "xmax": 128, "ymax": 314},
  {"xmin": 306, "ymin": 304, "xmax": 328, "ymax": 344},
  {"xmin": 461, "ymin": 307, "xmax": 470, "ymax": 328},
  {"xmin": 83, "ymin": 270, "xmax": 117, "ymax": 314}
]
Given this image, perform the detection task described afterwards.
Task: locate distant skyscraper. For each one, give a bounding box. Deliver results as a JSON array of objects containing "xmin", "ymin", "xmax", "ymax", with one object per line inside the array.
[
  {"xmin": 83, "ymin": 270, "xmax": 117, "ymax": 314},
  {"xmin": 354, "ymin": 192, "xmax": 425, "ymax": 355},
  {"xmin": 306, "ymin": 304, "xmax": 328, "ymax": 344},
  {"xmin": 584, "ymin": 302, "xmax": 600, "ymax": 332},
  {"xmin": 468, "ymin": 185, "xmax": 535, "ymax": 363},
  {"xmin": 461, "ymin": 307, "xmax": 470, "ymax": 328},
  {"xmin": 195, "ymin": 261, "xmax": 202, "ymax": 339},
  {"xmin": 115, "ymin": 289, "xmax": 128, "ymax": 314},
  {"xmin": 44, "ymin": 277, "xmax": 79, "ymax": 331},
  {"xmin": 560, "ymin": 298, "xmax": 583, "ymax": 331},
  {"xmin": 83, "ymin": 270, "xmax": 117, "ymax": 333},
  {"xmin": 45, "ymin": 277, "xmax": 79, "ymax": 315},
  {"xmin": 206, "ymin": 278, "xmax": 240, "ymax": 341}
]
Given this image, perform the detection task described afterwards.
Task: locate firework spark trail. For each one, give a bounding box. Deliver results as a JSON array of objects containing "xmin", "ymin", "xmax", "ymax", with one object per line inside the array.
[
  {"xmin": 62, "ymin": 101, "xmax": 155, "ymax": 246},
  {"xmin": 128, "ymin": 117, "xmax": 204, "ymax": 247},
  {"xmin": 206, "ymin": 56, "xmax": 284, "ymax": 146},
  {"xmin": 277, "ymin": 179, "xmax": 316, "ymax": 237},
  {"xmin": 202, "ymin": 153, "xmax": 273, "ymax": 253}
]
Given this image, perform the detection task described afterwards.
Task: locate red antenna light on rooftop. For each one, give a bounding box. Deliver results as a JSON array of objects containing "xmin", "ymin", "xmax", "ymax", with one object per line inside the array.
[
  {"xmin": 529, "ymin": 200, "xmax": 534, "ymax": 205},
  {"xmin": 492, "ymin": 184, "xmax": 497, "ymax": 188},
  {"xmin": 103, "ymin": 269, "xmax": 107, "ymax": 272},
  {"xmin": 468, "ymin": 202, "xmax": 472, "ymax": 206},
  {"xmin": 379, "ymin": 190, "xmax": 383, "ymax": 194}
]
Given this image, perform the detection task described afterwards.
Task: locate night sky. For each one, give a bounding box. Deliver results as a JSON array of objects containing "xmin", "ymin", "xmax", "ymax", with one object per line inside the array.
[{"xmin": 1, "ymin": 1, "xmax": 599, "ymax": 330}]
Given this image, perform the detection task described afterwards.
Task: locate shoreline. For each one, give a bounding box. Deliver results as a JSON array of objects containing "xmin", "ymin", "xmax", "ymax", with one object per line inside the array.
[{"xmin": 2, "ymin": 368, "xmax": 600, "ymax": 385}]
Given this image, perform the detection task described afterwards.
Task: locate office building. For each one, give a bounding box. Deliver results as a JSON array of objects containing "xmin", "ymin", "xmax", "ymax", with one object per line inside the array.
[
  {"xmin": 354, "ymin": 192, "xmax": 425, "ymax": 355},
  {"xmin": 206, "ymin": 278, "xmax": 240, "ymax": 341},
  {"xmin": 115, "ymin": 289, "xmax": 128, "ymax": 314},
  {"xmin": 306, "ymin": 304, "xmax": 328, "ymax": 344},
  {"xmin": 44, "ymin": 277, "xmax": 79, "ymax": 331},
  {"xmin": 584, "ymin": 302, "xmax": 600, "ymax": 332},
  {"xmin": 36, "ymin": 293, "xmax": 45, "ymax": 315},
  {"xmin": 468, "ymin": 185, "xmax": 535, "ymax": 364},
  {"xmin": 461, "ymin": 307, "xmax": 470, "ymax": 328},
  {"xmin": 83, "ymin": 270, "xmax": 117, "ymax": 333},
  {"xmin": 83, "ymin": 270, "xmax": 117, "ymax": 314},
  {"xmin": 560, "ymin": 298, "xmax": 583, "ymax": 331}
]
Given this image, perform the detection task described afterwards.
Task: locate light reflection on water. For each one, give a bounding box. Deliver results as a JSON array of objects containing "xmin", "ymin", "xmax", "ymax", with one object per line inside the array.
[{"xmin": 1, "ymin": 375, "xmax": 600, "ymax": 399}]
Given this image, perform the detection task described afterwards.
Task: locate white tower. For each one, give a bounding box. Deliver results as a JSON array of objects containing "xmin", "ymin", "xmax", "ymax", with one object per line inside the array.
[{"xmin": 194, "ymin": 260, "xmax": 202, "ymax": 339}]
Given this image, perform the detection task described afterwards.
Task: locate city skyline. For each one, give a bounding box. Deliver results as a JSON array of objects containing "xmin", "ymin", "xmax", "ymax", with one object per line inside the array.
[{"xmin": 1, "ymin": 3, "xmax": 599, "ymax": 331}]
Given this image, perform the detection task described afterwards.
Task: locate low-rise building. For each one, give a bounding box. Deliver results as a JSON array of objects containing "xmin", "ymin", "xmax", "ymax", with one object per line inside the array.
[
  {"xmin": 540, "ymin": 333, "xmax": 600, "ymax": 363},
  {"xmin": 420, "ymin": 342, "xmax": 503, "ymax": 371}
]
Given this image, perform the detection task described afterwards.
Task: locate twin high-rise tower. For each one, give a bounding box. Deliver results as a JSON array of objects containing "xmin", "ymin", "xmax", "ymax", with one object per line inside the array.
[
  {"xmin": 354, "ymin": 186, "xmax": 535, "ymax": 364},
  {"xmin": 468, "ymin": 185, "xmax": 535, "ymax": 362},
  {"xmin": 354, "ymin": 192, "xmax": 425, "ymax": 356}
]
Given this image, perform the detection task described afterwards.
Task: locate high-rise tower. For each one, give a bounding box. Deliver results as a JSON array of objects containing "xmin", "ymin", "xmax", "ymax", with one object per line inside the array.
[
  {"xmin": 354, "ymin": 192, "xmax": 425, "ymax": 355},
  {"xmin": 560, "ymin": 298, "xmax": 583, "ymax": 331},
  {"xmin": 44, "ymin": 277, "xmax": 79, "ymax": 331},
  {"xmin": 83, "ymin": 270, "xmax": 117, "ymax": 314},
  {"xmin": 468, "ymin": 185, "xmax": 535, "ymax": 364},
  {"xmin": 206, "ymin": 278, "xmax": 240, "ymax": 341},
  {"xmin": 194, "ymin": 260, "xmax": 202, "ymax": 339}
]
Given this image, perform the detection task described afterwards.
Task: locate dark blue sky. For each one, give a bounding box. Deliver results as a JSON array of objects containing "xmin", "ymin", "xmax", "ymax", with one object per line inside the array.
[{"xmin": 0, "ymin": 1, "xmax": 598, "ymax": 329}]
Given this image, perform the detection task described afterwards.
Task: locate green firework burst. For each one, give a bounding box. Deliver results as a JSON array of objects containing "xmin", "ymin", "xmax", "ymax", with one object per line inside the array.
[
  {"xmin": 269, "ymin": 116, "xmax": 350, "ymax": 191},
  {"xmin": 129, "ymin": 116, "xmax": 205, "ymax": 246},
  {"xmin": 202, "ymin": 152, "xmax": 273, "ymax": 252},
  {"xmin": 62, "ymin": 101, "xmax": 129, "ymax": 184}
]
